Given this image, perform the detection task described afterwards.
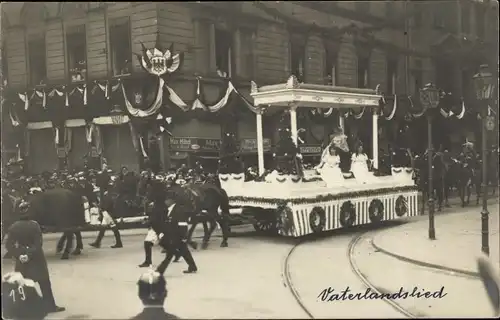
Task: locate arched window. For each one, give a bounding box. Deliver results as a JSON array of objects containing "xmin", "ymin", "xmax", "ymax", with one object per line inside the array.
[
  {"xmin": 1, "ymin": 42, "xmax": 7, "ymax": 85},
  {"xmin": 324, "ymin": 40, "xmax": 339, "ymax": 86},
  {"xmin": 386, "ymin": 56, "xmax": 398, "ymax": 95},
  {"xmin": 290, "ymin": 33, "xmax": 306, "ymax": 83}
]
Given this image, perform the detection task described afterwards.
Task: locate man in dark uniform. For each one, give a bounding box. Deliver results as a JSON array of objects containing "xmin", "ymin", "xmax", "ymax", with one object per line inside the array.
[
  {"xmin": 151, "ymin": 194, "xmax": 197, "ymax": 275},
  {"xmin": 5, "ymin": 217, "xmax": 65, "ymax": 314},
  {"xmin": 96, "ymin": 168, "xmax": 111, "ymax": 202},
  {"xmin": 130, "ymin": 270, "xmax": 179, "ymax": 319},
  {"xmin": 89, "ymin": 180, "xmax": 123, "ymax": 249},
  {"xmin": 139, "ymin": 180, "xmax": 182, "ymax": 268}
]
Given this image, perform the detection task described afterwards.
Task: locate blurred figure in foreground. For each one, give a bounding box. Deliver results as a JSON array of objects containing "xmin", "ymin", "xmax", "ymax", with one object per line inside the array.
[
  {"xmin": 5, "ymin": 217, "xmax": 65, "ymax": 314},
  {"xmin": 477, "ymin": 254, "xmax": 500, "ymax": 316},
  {"xmin": 130, "ymin": 270, "xmax": 179, "ymax": 319},
  {"xmin": 2, "ymin": 272, "xmax": 47, "ymax": 320}
]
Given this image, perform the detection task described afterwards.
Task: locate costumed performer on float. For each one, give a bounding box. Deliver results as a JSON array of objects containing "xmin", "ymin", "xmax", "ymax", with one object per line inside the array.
[
  {"xmin": 351, "ymin": 143, "xmax": 373, "ymax": 184},
  {"xmin": 315, "ymin": 129, "xmax": 349, "ymax": 183}
]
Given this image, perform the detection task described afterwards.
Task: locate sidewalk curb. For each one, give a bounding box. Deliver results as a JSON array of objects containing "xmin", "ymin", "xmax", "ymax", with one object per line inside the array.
[{"xmin": 370, "ymin": 238, "xmax": 480, "ymax": 279}]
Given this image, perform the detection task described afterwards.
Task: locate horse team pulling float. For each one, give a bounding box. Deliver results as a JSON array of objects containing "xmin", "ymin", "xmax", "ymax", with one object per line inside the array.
[{"xmin": 219, "ymin": 76, "xmax": 419, "ymax": 237}]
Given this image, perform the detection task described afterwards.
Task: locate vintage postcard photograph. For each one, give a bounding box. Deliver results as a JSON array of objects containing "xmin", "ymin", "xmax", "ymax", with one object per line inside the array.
[{"xmin": 1, "ymin": 1, "xmax": 499, "ymax": 319}]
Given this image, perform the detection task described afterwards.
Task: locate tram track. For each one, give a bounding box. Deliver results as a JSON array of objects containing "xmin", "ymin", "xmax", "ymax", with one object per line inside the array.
[
  {"xmin": 347, "ymin": 232, "xmax": 419, "ymax": 319},
  {"xmin": 281, "ymin": 231, "xmax": 421, "ymax": 319},
  {"xmin": 281, "ymin": 239, "xmax": 315, "ymax": 319}
]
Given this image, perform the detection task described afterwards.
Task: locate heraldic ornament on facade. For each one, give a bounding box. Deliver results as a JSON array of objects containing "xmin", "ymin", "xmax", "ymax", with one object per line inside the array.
[{"xmin": 137, "ymin": 32, "xmax": 182, "ymax": 77}]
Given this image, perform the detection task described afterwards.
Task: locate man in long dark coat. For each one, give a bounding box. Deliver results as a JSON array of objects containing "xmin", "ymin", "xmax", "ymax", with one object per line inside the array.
[
  {"xmin": 5, "ymin": 216, "xmax": 65, "ymax": 314},
  {"xmin": 151, "ymin": 191, "xmax": 197, "ymax": 275}
]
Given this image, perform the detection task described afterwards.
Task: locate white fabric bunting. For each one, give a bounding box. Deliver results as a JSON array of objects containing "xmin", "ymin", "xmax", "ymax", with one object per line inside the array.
[
  {"xmin": 9, "ymin": 110, "xmax": 19, "ymax": 127},
  {"xmin": 165, "ymin": 81, "xmax": 235, "ymax": 113},
  {"xmin": 122, "ymin": 78, "xmax": 165, "ymax": 117},
  {"xmin": 35, "ymin": 90, "xmax": 47, "ymax": 108},
  {"xmin": 456, "ymin": 100, "xmax": 465, "ymax": 119},
  {"xmin": 98, "ymin": 82, "xmax": 109, "ymax": 99},
  {"xmin": 165, "ymin": 85, "xmax": 190, "ymax": 111},
  {"xmin": 18, "ymin": 92, "xmax": 29, "ymax": 110},
  {"xmin": 54, "ymin": 128, "xmax": 60, "ymax": 145},
  {"xmin": 139, "ymin": 137, "xmax": 148, "ymax": 158},
  {"xmin": 385, "ymin": 95, "xmax": 397, "ymax": 120},
  {"xmin": 352, "ymin": 107, "xmax": 365, "ymax": 120}
]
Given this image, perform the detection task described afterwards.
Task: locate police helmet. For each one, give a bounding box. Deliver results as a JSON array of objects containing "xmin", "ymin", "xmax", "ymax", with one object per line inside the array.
[{"xmin": 137, "ymin": 270, "xmax": 167, "ymax": 305}]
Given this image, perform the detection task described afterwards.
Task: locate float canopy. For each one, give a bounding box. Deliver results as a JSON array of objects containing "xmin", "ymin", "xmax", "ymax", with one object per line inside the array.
[{"xmin": 250, "ymin": 75, "xmax": 382, "ymax": 109}]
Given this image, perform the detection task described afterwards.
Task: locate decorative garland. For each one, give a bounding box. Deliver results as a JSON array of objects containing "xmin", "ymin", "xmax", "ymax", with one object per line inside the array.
[
  {"xmin": 228, "ymin": 185, "xmax": 417, "ymax": 206},
  {"xmin": 368, "ymin": 198, "xmax": 384, "ymax": 223},
  {"xmin": 339, "ymin": 201, "xmax": 356, "ymax": 227},
  {"xmin": 309, "ymin": 206, "xmax": 326, "ymax": 233},
  {"xmin": 395, "ymin": 195, "xmax": 408, "ymax": 217}
]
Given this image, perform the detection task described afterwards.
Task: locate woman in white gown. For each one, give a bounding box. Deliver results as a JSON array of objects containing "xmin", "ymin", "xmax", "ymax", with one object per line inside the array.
[
  {"xmin": 316, "ymin": 145, "xmax": 344, "ymax": 183},
  {"xmin": 351, "ymin": 144, "xmax": 372, "ymax": 183}
]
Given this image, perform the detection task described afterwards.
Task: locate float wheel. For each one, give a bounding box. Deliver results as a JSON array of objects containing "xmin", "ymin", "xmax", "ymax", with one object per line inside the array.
[{"xmin": 252, "ymin": 209, "xmax": 278, "ymax": 235}]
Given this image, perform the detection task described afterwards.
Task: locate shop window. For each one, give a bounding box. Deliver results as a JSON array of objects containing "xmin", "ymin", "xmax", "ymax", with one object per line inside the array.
[
  {"xmin": 215, "ymin": 28, "xmax": 233, "ymax": 78},
  {"xmin": 1, "ymin": 43, "xmax": 7, "ymax": 85},
  {"xmin": 66, "ymin": 25, "xmax": 87, "ymax": 82},
  {"xmin": 290, "ymin": 34, "xmax": 306, "ymax": 82},
  {"xmin": 324, "ymin": 43, "xmax": 338, "ymax": 86},
  {"xmin": 109, "ymin": 17, "xmax": 132, "ymax": 76},
  {"xmin": 475, "ymin": 5, "xmax": 485, "ymax": 39},
  {"xmin": 461, "ymin": 1, "xmax": 470, "ymax": 34},
  {"xmin": 28, "ymin": 36, "xmax": 47, "ymax": 86},
  {"xmin": 411, "ymin": 1, "xmax": 422, "ymax": 28},
  {"xmin": 433, "ymin": 4, "xmax": 445, "ymax": 29},
  {"xmin": 357, "ymin": 56, "xmax": 369, "ymax": 89},
  {"xmin": 387, "ymin": 57, "xmax": 398, "ymax": 95}
]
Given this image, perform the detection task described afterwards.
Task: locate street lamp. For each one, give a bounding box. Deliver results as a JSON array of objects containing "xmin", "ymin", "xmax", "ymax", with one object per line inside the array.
[
  {"xmin": 472, "ymin": 64, "xmax": 496, "ymax": 256},
  {"xmin": 419, "ymin": 83, "xmax": 441, "ymax": 240}
]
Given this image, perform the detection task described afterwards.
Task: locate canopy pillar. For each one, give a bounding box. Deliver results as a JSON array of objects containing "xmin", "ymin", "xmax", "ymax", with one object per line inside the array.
[
  {"xmin": 256, "ymin": 109, "xmax": 265, "ymax": 176},
  {"xmin": 339, "ymin": 115, "xmax": 345, "ymax": 132},
  {"xmin": 290, "ymin": 104, "xmax": 298, "ymax": 146},
  {"xmin": 372, "ymin": 110, "xmax": 379, "ymax": 170}
]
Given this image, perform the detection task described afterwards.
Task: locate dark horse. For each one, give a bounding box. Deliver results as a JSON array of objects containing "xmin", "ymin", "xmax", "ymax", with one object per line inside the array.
[
  {"xmin": 413, "ymin": 152, "xmax": 446, "ymax": 214},
  {"xmin": 4, "ymin": 188, "xmax": 87, "ymax": 259},
  {"xmin": 163, "ymin": 176, "xmax": 230, "ymax": 249}
]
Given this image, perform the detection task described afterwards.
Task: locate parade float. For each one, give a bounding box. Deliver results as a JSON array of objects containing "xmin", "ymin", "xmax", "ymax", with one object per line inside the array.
[{"xmin": 220, "ymin": 75, "xmax": 419, "ymax": 237}]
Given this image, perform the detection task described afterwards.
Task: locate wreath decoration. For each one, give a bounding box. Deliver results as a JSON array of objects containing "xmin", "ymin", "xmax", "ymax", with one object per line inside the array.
[
  {"xmin": 277, "ymin": 202, "xmax": 295, "ymax": 236},
  {"xmin": 276, "ymin": 175, "xmax": 287, "ymax": 183},
  {"xmin": 309, "ymin": 206, "xmax": 326, "ymax": 233},
  {"xmin": 339, "ymin": 201, "xmax": 356, "ymax": 227},
  {"xmin": 395, "ymin": 195, "xmax": 408, "ymax": 217},
  {"xmin": 232, "ymin": 174, "xmax": 244, "ymax": 181},
  {"xmin": 368, "ymin": 199, "xmax": 384, "ymax": 223}
]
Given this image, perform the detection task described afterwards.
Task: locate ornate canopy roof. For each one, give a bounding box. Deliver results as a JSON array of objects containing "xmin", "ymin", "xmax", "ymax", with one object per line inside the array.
[{"xmin": 250, "ymin": 75, "xmax": 382, "ymax": 109}]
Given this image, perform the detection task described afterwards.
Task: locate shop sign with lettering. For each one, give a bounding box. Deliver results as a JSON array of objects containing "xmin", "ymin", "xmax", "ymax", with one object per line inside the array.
[
  {"xmin": 169, "ymin": 137, "xmax": 221, "ymax": 151},
  {"xmin": 299, "ymin": 145, "xmax": 322, "ymax": 154},
  {"xmin": 240, "ymin": 138, "xmax": 272, "ymax": 152}
]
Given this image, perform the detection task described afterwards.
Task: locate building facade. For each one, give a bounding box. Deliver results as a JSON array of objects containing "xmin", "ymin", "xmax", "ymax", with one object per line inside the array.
[{"xmin": 1, "ymin": 1, "xmax": 497, "ymax": 174}]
